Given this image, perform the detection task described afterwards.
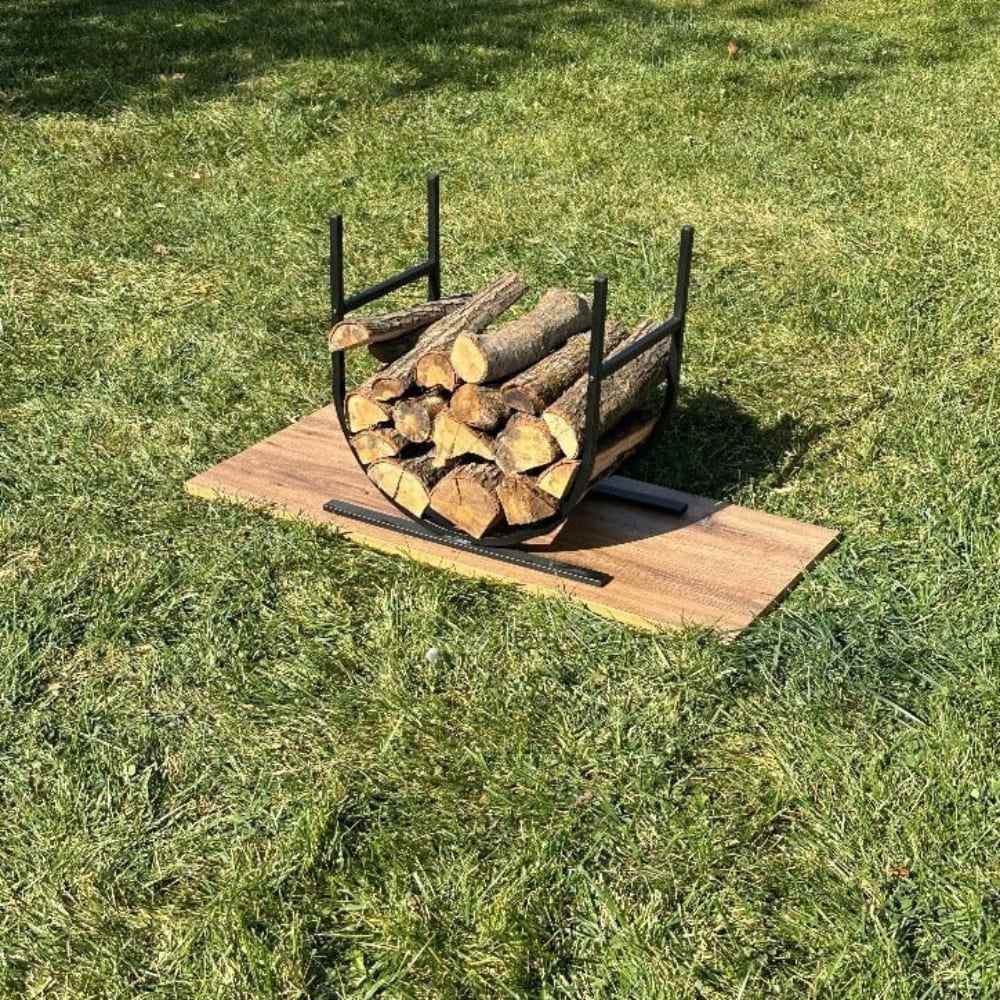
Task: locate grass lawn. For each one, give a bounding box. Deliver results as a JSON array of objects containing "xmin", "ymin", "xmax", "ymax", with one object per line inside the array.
[{"xmin": 2, "ymin": 0, "xmax": 1000, "ymax": 995}]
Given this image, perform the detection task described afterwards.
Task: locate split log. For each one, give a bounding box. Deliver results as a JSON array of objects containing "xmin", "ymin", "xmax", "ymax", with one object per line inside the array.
[
  {"xmin": 496, "ymin": 474, "xmax": 559, "ymax": 526},
  {"xmin": 501, "ymin": 321, "xmax": 629, "ymax": 415},
  {"xmin": 449, "ymin": 383, "xmax": 510, "ymax": 432},
  {"xmin": 494, "ymin": 414, "xmax": 560, "ymax": 474},
  {"xmin": 429, "ymin": 464, "xmax": 505, "ymax": 538},
  {"xmin": 361, "ymin": 272, "xmax": 526, "ymax": 401},
  {"xmin": 368, "ymin": 333, "xmax": 419, "ymax": 365},
  {"xmin": 431, "ymin": 410, "xmax": 497, "ymax": 466},
  {"xmin": 414, "ymin": 350, "xmax": 459, "ymax": 392},
  {"xmin": 538, "ymin": 410, "xmax": 660, "ymax": 499},
  {"xmin": 450, "ymin": 288, "xmax": 591, "ymax": 384},
  {"xmin": 351, "ymin": 427, "xmax": 407, "ymax": 464},
  {"xmin": 367, "ymin": 454, "xmax": 455, "ymax": 518},
  {"xmin": 543, "ymin": 320, "xmax": 670, "ymax": 459},
  {"xmin": 329, "ymin": 295, "xmax": 470, "ymax": 350},
  {"xmin": 392, "ymin": 392, "xmax": 447, "ymax": 443},
  {"xmin": 346, "ymin": 390, "xmax": 392, "ymax": 432}
]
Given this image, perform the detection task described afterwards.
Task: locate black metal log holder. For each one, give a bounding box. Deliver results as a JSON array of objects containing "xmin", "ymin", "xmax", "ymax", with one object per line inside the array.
[{"xmin": 325, "ymin": 175, "xmax": 694, "ymax": 587}]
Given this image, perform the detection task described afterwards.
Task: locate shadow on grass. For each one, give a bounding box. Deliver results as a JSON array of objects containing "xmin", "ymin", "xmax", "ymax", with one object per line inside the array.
[
  {"xmin": 0, "ymin": 0, "xmax": 943, "ymax": 119},
  {"xmin": 0, "ymin": 0, "xmax": 647, "ymax": 116},
  {"xmin": 629, "ymin": 390, "xmax": 825, "ymax": 500}
]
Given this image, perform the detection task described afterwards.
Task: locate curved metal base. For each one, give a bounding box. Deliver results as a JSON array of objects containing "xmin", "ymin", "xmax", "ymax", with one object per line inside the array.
[{"xmin": 323, "ymin": 499, "xmax": 612, "ymax": 586}]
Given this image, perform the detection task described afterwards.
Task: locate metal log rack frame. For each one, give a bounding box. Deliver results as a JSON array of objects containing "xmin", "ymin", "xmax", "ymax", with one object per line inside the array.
[{"xmin": 325, "ymin": 174, "xmax": 694, "ymax": 588}]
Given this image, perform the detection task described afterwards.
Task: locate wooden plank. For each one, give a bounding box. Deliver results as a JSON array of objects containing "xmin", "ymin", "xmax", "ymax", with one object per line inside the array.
[{"xmin": 184, "ymin": 406, "xmax": 839, "ymax": 634}]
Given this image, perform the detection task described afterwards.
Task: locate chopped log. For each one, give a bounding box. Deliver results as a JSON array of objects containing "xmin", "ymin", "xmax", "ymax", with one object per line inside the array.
[
  {"xmin": 501, "ymin": 321, "xmax": 630, "ymax": 415},
  {"xmin": 360, "ymin": 273, "xmax": 526, "ymax": 401},
  {"xmin": 351, "ymin": 427, "xmax": 407, "ymax": 464},
  {"xmin": 496, "ymin": 474, "xmax": 560, "ymax": 526},
  {"xmin": 429, "ymin": 464, "xmax": 505, "ymax": 538},
  {"xmin": 329, "ymin": 295, "xmax": 470, "ymax": 350},
  {"xmin": 414, "ymin": 350, "xmax": 459, "ymax": 392},
  {"xmin": 368, "ymin": 333, "xmax": 419, "ymax": 365},
  {"xmin": 537, "ymin": 410, "xmax": 660, "ymax": 499},
  {"xmin": 431, "ymin": 410, "xmax": 497, "ymax": 466},
  {"xmin": 543, "ymin": 320, "xmax": 670, "ymax": 459},
  {"xmin": 392, "ymin": 392, "xmax": 447, "ymax": 444},
  {"xmin": 450, "ymin": 288, "xmax": 591, "ymax": 384},
  {"xmin": 494, "ymin": 414, "xmax": 561, "ymax": 474},
  {"xmin": 449, "ymin": 383, "xmax": 510, "ymax": 432},
  {"xmin": 367, "ymin": 453, "xmax": 455, "ymax": 518},
  {"xmin": 346, "ymin": 390, "xmax": 392, "ymax": 432}
]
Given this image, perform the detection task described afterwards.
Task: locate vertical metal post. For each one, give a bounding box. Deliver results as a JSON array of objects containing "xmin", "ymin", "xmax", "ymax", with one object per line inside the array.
[
  {"xmin": 329, "ymin": 215, "xmax": 346, "ymax": 409},
  {"xmin": 426, "ymin": 174, "xmax": 441, "ymax": 301},
  {"xmin": 673, "ymin": 225, "xmax": 694, "ymax": 367},
  {"xmin": 330, "ymin": 215, "xmax": 345, "ymax": 323},
  {"xmin": 586, "ymin": 274, "xmax": 608, "ymax": 433},
  {"xmin": 562, "ymin": 275, "xmax": 607, "ymax": 512}
]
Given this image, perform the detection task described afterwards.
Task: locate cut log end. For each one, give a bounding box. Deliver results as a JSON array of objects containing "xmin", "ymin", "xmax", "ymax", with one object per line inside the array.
[
  {"xmin": 537, "ymin": 461, "xmax": 579, "ymax": 500},
  {"xmin": 351, "ymin": 428, "xmax": 406, "ymax": 465},
  {"xmin": 346, "ymin": 392, "xmax": 392, "ymax": 433},
  {"xmin": 449, "ymin": 383, "xmax": 510, "ymax": 432},
  {"xmin": 432, "ymin": 410, "xmax": 496, "ymax": 466},
  {"xmin": 449, "ymin": 334, "xmax": 489, "ymax": 385},
  {"xmin": 415, "ymin": 352, "xmax": 459, "ymax": 392},
  {"xmin": 328, "ymin": 320, "xmax": 370, "ymax": 351},
  {"xmin": 392, "ymin": 393, "xmax": 447, "ymax": 443},
  {"xmin": 541, "ymin": 410, "xmax": 578, "ymax": 459},
  {"xmin": 497, "ymin": 475, "xmax": 560, "ymax": 526},
  {"xmin": 429, "ymin": 464, "xmax": 504, "ymax": 538},
  {"xmin": 367, "ymin": 454, "xmax": 452, "ymax": 519},
  {"xmin": 501, "ymin": 384, "xmax": 546, "ymax": 416},
  {"xmin": 370, "ymin": 375, "xmax": 410, "ymax": 402},
  {"xmin": 495, "ymin": 414, "xmax": 561, "ymax": 474}
]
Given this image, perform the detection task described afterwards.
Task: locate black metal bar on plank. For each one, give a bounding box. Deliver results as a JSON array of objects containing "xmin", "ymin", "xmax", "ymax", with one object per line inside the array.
[
  {"xmin": 323, "ymin": 499, "xmax": 612, "ymax": 587},
  {"xmin": 591, "ymin": 476, "xmax": 688, "ymax": 516}
]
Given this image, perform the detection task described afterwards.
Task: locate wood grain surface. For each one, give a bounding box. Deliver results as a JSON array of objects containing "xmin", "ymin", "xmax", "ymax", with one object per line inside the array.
[{"xmin": 184, "ymin": 406, "xmax": 839, "ymax": 634}]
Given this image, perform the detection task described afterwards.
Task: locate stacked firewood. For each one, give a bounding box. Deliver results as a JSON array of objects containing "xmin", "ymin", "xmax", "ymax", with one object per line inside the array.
[{"xmin": 328, "ymin": 273, "xmax": 671, "ymax": 538}]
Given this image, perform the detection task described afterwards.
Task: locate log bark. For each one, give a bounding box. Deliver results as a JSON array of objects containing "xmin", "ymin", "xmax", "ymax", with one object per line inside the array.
[
  {"xmin": 543, "ymin": 320, "xmax": 670, "ymax": 459},
  {"xmin": 429, "ymin": 464, "xmax": 505, "ymax": 538},
  {"xmin": 351, "ymin": 427, "xmax": 407, "ymax": 465},
  {"xmin": 538, "ymin": 410, "xmax": 660, "ymax": 499},
  {"xmin": 414, "ymin": 350, "xmax": 460, "ymax": 392},
  {"xmin": 346, "ymin": 390, "xmax": 392, "ymax": 432},
  {"xmin": 367, "ymin": 453, "xmax": 455, "ymax": 518},
  {"xmin": 449, "ymin": 383, "xmax": 510, "ymax": 432},
  {"xmin": 392, "ymin": 392, "xmax": 447, "ymax": 443},
  {"xmin": 450, "ymin": 288, "xmax": 591, "ymax": 384},
  {"xmin": 494, "ymin": 414, "xmax": 561, "ymax": 474},
  {"xmin": 368, "ymin": 333, "xmax": 419, "ymax": 365},
  {"xmin": 501, "ymin": 321, "xmax": 629, "ymax": 415},
  {"xmin": 358, "ymin": 273, "xmax": 526, "ymax": 401},
  {"xmin": 329, "ymin": 295, "xmax": 470, "ymax": 350},
  {"xmin": 496, "ymin": 474, "xmax": 560, "ymax": 525},
  {"xmin": 431, "ymin": 410, "xmax": 497, "ymax": 466}
]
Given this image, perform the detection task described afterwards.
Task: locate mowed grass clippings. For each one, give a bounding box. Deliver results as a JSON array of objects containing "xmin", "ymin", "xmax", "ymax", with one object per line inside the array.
[{"xmin": 2, "ymin": 0, "xmax": 1000, "ymax": 996}]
